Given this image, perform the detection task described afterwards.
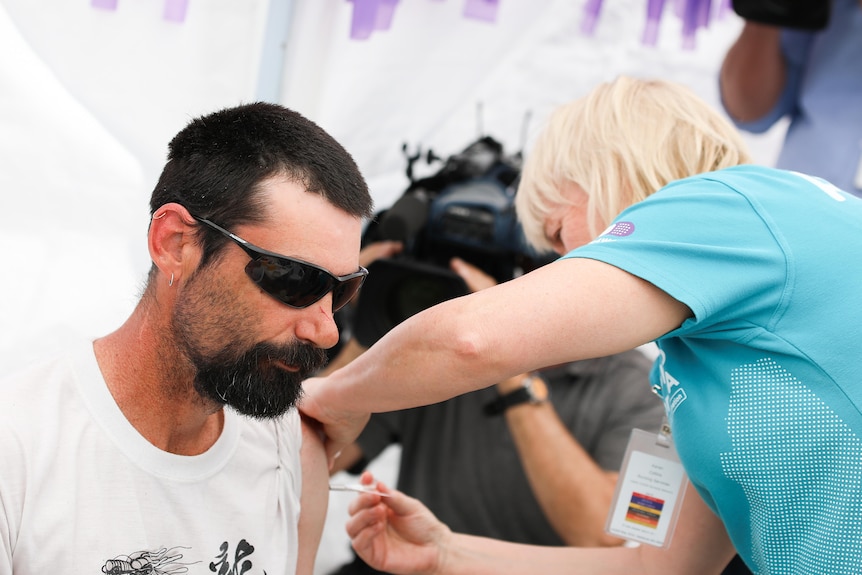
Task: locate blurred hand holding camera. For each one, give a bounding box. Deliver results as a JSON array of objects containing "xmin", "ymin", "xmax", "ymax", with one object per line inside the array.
[
  {"xmin": 359, "ymin": 240, "xmax": 404, "ymax": 269},
  {"xmin": 448, "ymin": 257, "xmax": 498, "ymax": 293}
]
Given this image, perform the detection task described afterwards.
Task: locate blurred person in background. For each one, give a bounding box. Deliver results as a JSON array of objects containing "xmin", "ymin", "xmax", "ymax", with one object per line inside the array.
[{"xmin": 720, "ymin": 0, "xmax": 862, "ymax": 196}]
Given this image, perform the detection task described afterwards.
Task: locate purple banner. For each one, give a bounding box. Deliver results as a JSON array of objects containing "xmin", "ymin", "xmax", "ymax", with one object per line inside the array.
[
  {"xmin": 91, "ymin": 0, "xmax": 118, "ymax": 10},
  {"xmin": 642, "ymin": 0, "xmax": 666, "ymax": 45},
  {"xmin": 581, "ymin": 0, "xmax": 603, "ymax": 35},
  {"xmin": 681, "ymin": 0, "xmax": 711, "ymax": 49},
  {"xmin": 349, "ymin": 0, "xmax": 378, "ymax": 40},
  {"xmin": 375, "ymin": 0, "xmax": 399, "ymax": 31},
  {"xmin": 163, "ymin": 0, "xmax": 189, "ymax": 23},
  {"xmin": 463, "ymin": 0, "xmax": 499, "ymax": 23}
]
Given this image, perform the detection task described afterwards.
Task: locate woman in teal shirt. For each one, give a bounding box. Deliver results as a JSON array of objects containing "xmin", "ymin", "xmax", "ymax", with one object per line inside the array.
[{"xmin": 302, "ymin": 76, "xmax": 862, "ymax": 575}]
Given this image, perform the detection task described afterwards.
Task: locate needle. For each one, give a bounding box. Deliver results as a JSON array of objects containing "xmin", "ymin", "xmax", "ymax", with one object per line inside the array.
[{"xmin": 329, "ymin": 483, "xmax": 391, "ymax": 497}]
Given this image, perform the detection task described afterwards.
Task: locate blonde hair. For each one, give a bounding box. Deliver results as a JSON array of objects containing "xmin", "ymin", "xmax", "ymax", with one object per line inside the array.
[{"xmin": 516, "ymin": 76, "xmax": 752, "ymax": 252}]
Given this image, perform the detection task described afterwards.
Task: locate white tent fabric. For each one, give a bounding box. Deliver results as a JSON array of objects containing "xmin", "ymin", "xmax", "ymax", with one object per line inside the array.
[
  {"xmin": 0, "ymin": 0, "xmax": 787, "ymax": 374},
  {"xmin": 0, "ymin": 2, "xmax": 146, "ymax": 368},
  {"xmin": 1, "ymin": 0, "xmax": 272, "ymax": 368},
  {"xmin": 0, "ymin": 1, "xmax": 787, "ymax": 572},
  {"xmin": 284, "ymin": 0, "xmax": 786, "ymax": 208}
]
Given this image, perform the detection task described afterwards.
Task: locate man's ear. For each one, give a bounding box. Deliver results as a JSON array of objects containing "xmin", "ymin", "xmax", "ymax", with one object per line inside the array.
[{"xmin": 148, "ymin": 203, "xmax": 198, "ymax": 287}]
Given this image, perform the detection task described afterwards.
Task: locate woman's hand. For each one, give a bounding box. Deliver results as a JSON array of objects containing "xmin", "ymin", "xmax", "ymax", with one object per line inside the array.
[
  {"xmin": 298, "ymin": 378, "xmax": 370, "ymax": 468},
  {"xmin": 346, "ymin": 472, "xmax": 451, "ymax": 575}
]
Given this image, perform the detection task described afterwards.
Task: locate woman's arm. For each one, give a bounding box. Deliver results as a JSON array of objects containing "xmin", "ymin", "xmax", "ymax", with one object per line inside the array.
[
  {"xmin": 346, "ymin": 474, "xmax": 737, "ymax": 575},
  {"xmin": 719, "ymin": 21, "xmax": 786, "ymax": 122},
  {"xmin": 301, "ymin": 257, "xmax": 691, "ymax": 462}
]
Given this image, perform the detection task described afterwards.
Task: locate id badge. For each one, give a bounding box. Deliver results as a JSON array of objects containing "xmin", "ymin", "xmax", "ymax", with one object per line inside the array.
[{"xmin": 605, "ymin": 420, "xmax": 687, "ymax": 548}]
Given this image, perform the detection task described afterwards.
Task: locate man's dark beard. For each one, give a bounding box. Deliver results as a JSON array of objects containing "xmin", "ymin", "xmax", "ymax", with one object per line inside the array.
[{"xmin": 191, "ymin": 341, "xmax": 327, "ymax": 419}]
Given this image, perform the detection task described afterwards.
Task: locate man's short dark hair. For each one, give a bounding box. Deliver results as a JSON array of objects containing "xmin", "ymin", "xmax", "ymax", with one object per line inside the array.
[{"xmin": 149, "ymin": 102, "xmax": 373, "ymax": 268}]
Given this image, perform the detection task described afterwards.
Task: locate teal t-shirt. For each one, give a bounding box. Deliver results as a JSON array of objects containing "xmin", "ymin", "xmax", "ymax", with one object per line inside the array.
[{"xmin": 566, "ymin": 165, "xmax": 862, "ymax": 574}]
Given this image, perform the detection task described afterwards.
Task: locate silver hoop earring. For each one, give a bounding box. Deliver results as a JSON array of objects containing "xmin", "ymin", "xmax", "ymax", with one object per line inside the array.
[{"xmin": 169, "ymin": 273, "xmax": 174, "ymax": 287}]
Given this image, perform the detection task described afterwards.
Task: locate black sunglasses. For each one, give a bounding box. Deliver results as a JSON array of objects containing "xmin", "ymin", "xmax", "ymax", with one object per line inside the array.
[{"xmin": 192, "ymin": 216, "xmax": 367, "ymax": 312}]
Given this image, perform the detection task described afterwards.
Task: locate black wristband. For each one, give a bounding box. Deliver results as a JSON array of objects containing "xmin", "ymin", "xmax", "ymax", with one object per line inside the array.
[
  {"xmin": 483, "ymin": 386, "xmax": 533, "ymax": 416},
  {"xmin": 483, "ymin": 376, "xmax": 546, "ymax": 416}
]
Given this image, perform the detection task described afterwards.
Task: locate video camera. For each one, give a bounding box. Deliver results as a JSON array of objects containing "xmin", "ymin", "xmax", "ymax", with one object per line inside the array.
[
  {"xmin": 731, "ymin": 0, "xmax": 830, "ymax": 30},
  {"xmin": 348, "ymin": 135, "xmax": 554, "ymax": 347}
]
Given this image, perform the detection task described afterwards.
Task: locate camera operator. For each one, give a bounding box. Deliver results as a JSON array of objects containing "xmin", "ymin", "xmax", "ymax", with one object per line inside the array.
[
  {"xmin": 323, "ymin": 245, "xmax": 666, "ymax": 575},
  {"xmin": 719, "ymin": 0, "xmax": 862, "ymax": 196}
]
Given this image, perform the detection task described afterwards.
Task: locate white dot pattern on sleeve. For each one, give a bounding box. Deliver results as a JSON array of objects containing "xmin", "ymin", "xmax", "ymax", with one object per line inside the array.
[{"xmin": 720, "ymin": 358, "xmax": 862, "ymax": 575}]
